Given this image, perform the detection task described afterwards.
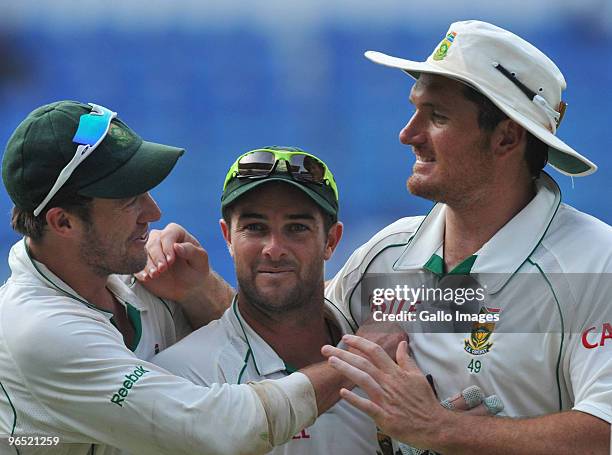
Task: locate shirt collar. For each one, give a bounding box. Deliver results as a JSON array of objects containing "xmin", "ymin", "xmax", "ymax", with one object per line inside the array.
[
  {"xmin": 227, "ymin": 297, "xmax": 286, "ymax": 376},
  {"xmin": 9, "ymin": 238, "xmax": 145, "ymax": 317},
  {"xmin": 393, "ymin": 172, "xmax": 561, "ymax": 293},
  {"xmin": 227, "ymin": 296, "xmax": 353, "ymax": 377},
  {"xmin": 106, "ymin": 275, "xmax": 148, "ymax": 311}
]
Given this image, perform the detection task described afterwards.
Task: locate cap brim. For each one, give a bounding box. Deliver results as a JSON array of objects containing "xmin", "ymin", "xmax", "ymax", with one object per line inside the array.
[
  {"xmin": 222, "ymin": 175, "xmax": 338, "ymax": 218},
  {"xmin": 77, "ymin": 140, "xmax": 184, "ymax": 198},
  {"xmin": 365, "ymin": 50, "xmax": 597, "ymax": 177}
]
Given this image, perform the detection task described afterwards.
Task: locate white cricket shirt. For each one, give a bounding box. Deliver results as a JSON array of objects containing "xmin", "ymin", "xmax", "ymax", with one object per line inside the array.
[
  {"xmin": 0, "ymin": 239, "xmax": 317, "ymax": 455},
  {"xmin": 153, "ymin": 297, "xmax": 399, "ymax": 455},
  {"xmin": 326, "ymin": 172, "xmax": 612, "ymax": 423}
]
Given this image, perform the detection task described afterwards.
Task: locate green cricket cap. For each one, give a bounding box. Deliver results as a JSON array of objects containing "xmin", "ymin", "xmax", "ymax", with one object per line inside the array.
[
  {"xmin": 2, "ymin": 100, "xmax": 184, "ymax": 212},
  {"xmin": 221, "ymin": 146, "xmax": 339, "ymax": 221}
]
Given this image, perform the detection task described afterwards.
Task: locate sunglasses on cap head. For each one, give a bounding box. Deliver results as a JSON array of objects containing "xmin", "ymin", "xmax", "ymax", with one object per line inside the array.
[
  {"xmin": 223, "ymin": 148, "xmax": 339, "ymax": 201},
  {"xmin": 33, "ymin": 103, "xmax": 117, "ymax": 216}
]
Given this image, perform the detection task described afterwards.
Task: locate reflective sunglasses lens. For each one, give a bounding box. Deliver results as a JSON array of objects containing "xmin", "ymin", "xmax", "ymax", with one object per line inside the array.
[
  {"xmin": 237, "ymin": 151, "xmax": 276, "ymax": 176},
  {"xmin": 73, "ymin": 109, "xmax": 114, "ymax": 146},
  {"xmin": 289, "ymin": 154, "xmax": 325, "ymax": 182}
]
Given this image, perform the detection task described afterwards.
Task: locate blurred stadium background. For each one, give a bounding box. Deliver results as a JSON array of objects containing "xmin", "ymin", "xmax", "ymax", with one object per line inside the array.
[{"xmin": 0, "ymin": 0, "xmax": 610, "ymax": 285}]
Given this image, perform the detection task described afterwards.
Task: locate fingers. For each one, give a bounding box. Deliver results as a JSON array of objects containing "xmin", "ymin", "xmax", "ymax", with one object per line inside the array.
[
  {"xmin": 396, "ymin": 341, "xmax": 417, "ymax": 371},
  {"xmin": 440, "ymin": 385, "xmax": 483, "ymax": 411},
  {"xmin": 138, "ymin": 230, "xmax": 170, "ymax": 280},
  {"xmin": 173, "ymin": 242, "xmax": 209, "ymax": 268},
  {"xmin": 324, "ymin": 346, "xmax": 386, "ymax": 384},
  {"xmin": 135, "ymin": 228, "xmax": 210, "ymax": 282},
  {"xmin": 462, "ymin": 396, "xmax": 504, "ymax": 416},
  {"xmin": 483, "ymin": 395, "xmax": 504, "ymax": 415},
  {"xmin": 439, "ymin": 385, "xmax": 504, "ymax": 416},
  {"xmin": 338, "ymin": 388, "xmax": 384, "ymax": 421},
  {"xmin": 143, "ymin": 223, "xmax": 199, "ymax": 276},
  {"xmin": 135, "ymin": 252, "xmax": 159, "ymax": 282},
  {"xmin": 327, "ymin": 355, "xmax": 385, "ymax": 400},
  {"xmin": 341, "ymin": 334, "xmax": 406, "ymax": 373},
  {"xmin": 398, "ymin": 443, "xmax": 428, "ymax": 455}
]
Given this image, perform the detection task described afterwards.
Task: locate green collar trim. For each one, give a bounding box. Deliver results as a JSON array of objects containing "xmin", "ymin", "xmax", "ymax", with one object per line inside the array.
[
  {"xmin": 232, "ymin": 296, "xmax": 324, "ymax": 377},
  {"xmin": 232, "ymin": 297, "xmax": 262, "ymax": 376},
  {"xmin": 423, "ymin": 254, "xmax": 444, "ymax": 275},
  {"xmin": 283, "ymin": 362, "xmax": 298, "ymax": 374},
  {"xmin": 423, "ymin": 253, "xmax": 477, "ymax": 276},
  {"xmin": 108, "ymin": 296, "xmax": 143, "ymax": 352},
  {"xmin": 527, "ymin": 258, "xmax": 564, "ymax": 411},
  {"xmin": 451, "ymin": 255, "xmax": 477, "ymax": 275},
  {"xmin": 0, "ymin": 380, "xmax": 17, "ymax": 439},
  {"xmin": 125, "ymin": 302, "xmax": 142, "ymax": 352},
  {"xmin": 24, "ymin": 239, "xmax": 112, "ymax": 315}
]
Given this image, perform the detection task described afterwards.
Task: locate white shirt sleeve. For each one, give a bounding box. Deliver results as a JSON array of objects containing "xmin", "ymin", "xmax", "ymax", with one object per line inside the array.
[
  {"xmin": 325, "ymin": 243, "xmax": 369, "ymax": 326},
  {"xmin": 6, "ymin": 303, "xmax": 315, "ymax": 454},
  {"xmin": 566, "ymin": 274, "xmax": 612, "ymax": 423},
  {"xmin": 325, "ymin": 217, "xmax": 421, "ymax": 327}
]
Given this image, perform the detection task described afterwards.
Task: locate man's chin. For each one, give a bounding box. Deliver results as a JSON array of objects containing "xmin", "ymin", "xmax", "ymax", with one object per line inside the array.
[
  {"xmin": 118, "ymin": 254, "xmax": 148, "ymax": 276},
  {"xmin": 407, "ymin": 176, "xmax": 439, "ymax": 201},
  {"xmin": 255, "ymin": 285, "xmax": 291, "ymax": 303}
]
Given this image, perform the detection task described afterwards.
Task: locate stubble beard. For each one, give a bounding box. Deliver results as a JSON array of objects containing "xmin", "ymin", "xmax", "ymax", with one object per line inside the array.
[
  {"xmin": 407, "ymin": 136, "xmax": 495, "ymax": 207},
  {"xmin": 237, "ymin": 258, "xmax": 325, "ymax": 316},
  {"xmin": 79, "ymin": 223, "xmax": 147, "ymax": 277}
]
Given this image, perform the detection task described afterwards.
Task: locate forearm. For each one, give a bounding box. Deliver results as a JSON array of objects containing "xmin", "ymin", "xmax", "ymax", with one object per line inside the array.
[
  {"xmin": 434, "ymin": 410, "xmax": 610, "ymax": 455},
  {"xmin": 248, "ymin": 372, "xmax": 318, "ymax": 447},
  {"xmin": 300, "ymin": 361, "xmax": 354, "ymax": 414},
  {"xmin": 179, "ymin": 270, "xmax": 235, "ymax": 329}
]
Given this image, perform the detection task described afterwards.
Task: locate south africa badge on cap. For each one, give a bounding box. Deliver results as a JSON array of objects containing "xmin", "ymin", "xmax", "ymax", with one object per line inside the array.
[{"xmin": 433, "ymin": 31, "xmax": 457, "ymax": 61}]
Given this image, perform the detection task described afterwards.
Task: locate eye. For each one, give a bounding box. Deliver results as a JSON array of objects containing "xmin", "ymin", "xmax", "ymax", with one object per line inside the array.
[
  {"xmin": 287, "ymin": 223, "xmax": 309, "ymax": 233},
  {"xmin": 244, "ymin": 223, "xmax": 266, "ymax": 232},
  {"xmin": 431, "ymin": 111, "xmax": 448, "ymax": 122}
]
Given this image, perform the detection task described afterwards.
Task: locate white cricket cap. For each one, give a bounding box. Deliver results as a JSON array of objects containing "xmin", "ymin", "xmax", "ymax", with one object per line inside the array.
[{"xmin": 365, "ymin": 20, "xmax": 596, "ymax": 176}]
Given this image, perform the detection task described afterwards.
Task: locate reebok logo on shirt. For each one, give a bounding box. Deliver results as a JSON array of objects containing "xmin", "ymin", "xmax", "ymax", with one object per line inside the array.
[{"xmin": 110, "ymin": 365, "xmax": 150, "ymax": 407}]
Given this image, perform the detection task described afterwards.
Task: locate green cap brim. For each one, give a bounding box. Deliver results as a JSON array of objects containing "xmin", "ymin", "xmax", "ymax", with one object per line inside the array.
[
  {"xmin": 221, "ymin": 175, "xmax": 338, "ymax": 218},
  {"xmin": 77, "ymin": 140, "xmax": 184, "ymax": 198}
]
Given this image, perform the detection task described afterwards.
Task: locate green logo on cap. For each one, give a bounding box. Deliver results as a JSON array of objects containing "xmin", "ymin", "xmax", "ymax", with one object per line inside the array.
[
  {"xmin": 108, "ymin": 124, "xmax": 134, "ymax": 146},
  {"xmin": 433, "ymin": 31, "xmax": 457, "ymax": 61}
]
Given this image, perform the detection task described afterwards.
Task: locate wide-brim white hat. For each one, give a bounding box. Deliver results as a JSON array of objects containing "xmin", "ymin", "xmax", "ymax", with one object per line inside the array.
[{"xmin": 366, "ymin": 20, "xmax": 596, "ymax": 177}]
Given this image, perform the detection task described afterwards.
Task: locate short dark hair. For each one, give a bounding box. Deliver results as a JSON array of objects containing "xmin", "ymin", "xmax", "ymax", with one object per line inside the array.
[
  {"xmin": 222, "ymin": 204, "xmax": 336, "ymax": 235},
  {"xmin": 462, "ymin": 85, "xmax": 548, "ymax": 178},
  {"xmin": 11, "ymin": 190, "xmax": 93, "ymax": 241}
]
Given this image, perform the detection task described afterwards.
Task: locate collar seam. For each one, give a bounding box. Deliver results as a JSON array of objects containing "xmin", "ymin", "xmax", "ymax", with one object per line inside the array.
[{"xmin": 24, "ymin": 239, "xmax": 112, "ymax": 315}]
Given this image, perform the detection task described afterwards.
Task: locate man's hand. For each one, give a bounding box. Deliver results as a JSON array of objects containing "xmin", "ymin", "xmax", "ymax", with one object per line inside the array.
[
  {"xmin": 136, "ymin": 223, "xmax": 234, "ymax": 328},
  {"xmin": 399, "ymin": 385, "xmax": 504, "ymax": 455},
  {"xmin": 137, "ymin": 223, "xmax": 209, "ymax": 302},
  {"xmin": 323, "ymin": 335, "xmax": 609, "ymax": 454},
  {"xmin": 353, "ymin": 318, "xmax": 408, "ymax": 361},
  {"xmin": 321, "ymin": 334, "xmax": 450, "ymax": 448}
]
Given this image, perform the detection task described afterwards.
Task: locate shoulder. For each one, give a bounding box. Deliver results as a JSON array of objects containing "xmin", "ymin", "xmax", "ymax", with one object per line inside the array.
[
  {"xmin": 538, "ymin": 203, "xmax": 612, "ymax": 272},
  {"xmin": 364, "ymin": 216, "xmax": 425, "ymax": 247},
  {"xmin": 0, "ymin": 284, "xmax": 121, "ymax": 374},
  {"xmin": 113, "ymin": 275, "xmax": 178, "ymax": 315},
  {"xmin": 345, "ymin": 215, "xmax": 424, "ymax": 270}
]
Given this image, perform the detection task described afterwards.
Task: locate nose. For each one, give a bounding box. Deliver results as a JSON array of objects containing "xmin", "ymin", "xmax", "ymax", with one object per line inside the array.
[
  {"xmin": 399, "ymin": 112, "xmax": 426, "ymax": 146},
  {"xmin": 139, "ymin": 193, "xmax": 162, "ymax": 223},
  {"xmin": 261, "ymin": 231, "xmax": 287, "ymax": 262}
]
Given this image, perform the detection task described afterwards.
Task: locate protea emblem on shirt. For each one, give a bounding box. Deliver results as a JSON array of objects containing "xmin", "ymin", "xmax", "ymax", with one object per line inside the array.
[{"xmin": 464, "ymin": 307, "xmax": 500, "ymax": 355}]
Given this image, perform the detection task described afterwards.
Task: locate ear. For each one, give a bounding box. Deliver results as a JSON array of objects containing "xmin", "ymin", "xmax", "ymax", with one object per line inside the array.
[
  {"xmin": 491, "ymin": 119, "xmax": 526, "ymax": 157},
  {"xmin": 219, "ymin": 218, "xmax": 234, "ymax": 258},
  {"xmin": 45, "ymin": 207, "xmax": 79, "ymax": 238},
  {"xmin": 323, "ymin": 222, "xmax": 343, "ymax": 261}
]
